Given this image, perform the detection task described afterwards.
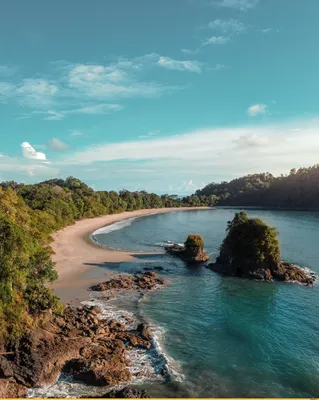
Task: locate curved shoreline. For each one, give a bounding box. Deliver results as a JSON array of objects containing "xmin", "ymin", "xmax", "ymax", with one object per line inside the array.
[{"xmin": 50, "ymin": 207, "xmax": 211, "ymax": 303}]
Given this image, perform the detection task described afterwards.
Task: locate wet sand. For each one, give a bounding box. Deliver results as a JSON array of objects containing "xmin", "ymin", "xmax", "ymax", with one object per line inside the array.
[{"xmin": 50, "ymin": 207, "xmax": 210, "ymax": 303}]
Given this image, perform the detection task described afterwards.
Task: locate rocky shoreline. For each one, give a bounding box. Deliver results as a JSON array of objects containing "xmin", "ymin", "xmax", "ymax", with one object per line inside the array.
[
  {"xmin": 0, "ymin": 272, "xmax": 166, "ymax": 398},
  {"xmin": 207, "ymin": 260, "xmax": 316, "ymax": 284}
]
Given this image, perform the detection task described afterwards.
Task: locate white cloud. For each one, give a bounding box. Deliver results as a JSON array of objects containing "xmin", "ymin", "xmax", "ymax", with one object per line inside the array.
[
  {"xmin": 21, "ymin": 142, "xmax": 47, "ymax": 160},
  {"xmin": 202, "ymin": 36, "xmax": 230, "ymax": 46},
  {"xmin": 63, "ymin": 118, "xmax": 319, "ymax": 170},
  {"xmin": 262, "ymin": 28, "xmax": 272, "ymax": 34},
  {"xmin": 31, "ymin": 110, "xmax": 65, "ymax": 120},
  {"xmin": 181, "ymin": 48, "xmax": 199, "ymax": 55},
  {"xmin": 158, "ymin": 57, "xmax": 202, "ymax": 73},
  {"xmin": 206, "ymin": 19, "xmax": 247, "ymax": 34},
  {"xmin": 1, "ymin": 55, "xmax": 180, "ymax": 115},
  {"xmin": 70, "ymin": 130, "xmax": 84, "ymax": 137},
  {"xmin": 20, "ymin": 117, "xmax": 313, "ymax": 193},
  {"xmin": 67, "ymin": 103, "xmax": 123, "ymax": 115},
  {"xmin": 16, "ymin": 79, "xmax": 58, "ymax": 108},
  {"xmin": 247, "ymin": 104, "xmax": 268, "ymax": 116},
  {"xmin": 234, "ymin": 134, "xmax": 269, "ymax": 148},
  {"xmin": 67, "ymin": 62, "xmax": 166, "ymax": 99},
  {"xmin": 210, "ymin": 0, "xmax": 260, "ymax": 11},
  {"xmin": 22, "ymin": 103, "xmax": 122, "ymax": 121},
  {"xmin": 48, "ymin": 138, "xmax": 69, "ymax": 152}
]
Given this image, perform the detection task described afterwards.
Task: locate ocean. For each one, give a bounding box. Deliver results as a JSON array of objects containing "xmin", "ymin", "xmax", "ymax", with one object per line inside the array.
[{"xmin": 28, "ymin": 208, "xmax": 319, "ymax": 398}]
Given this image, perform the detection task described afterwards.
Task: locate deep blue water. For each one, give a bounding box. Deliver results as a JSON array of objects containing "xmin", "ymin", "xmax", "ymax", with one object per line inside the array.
[{"xmin": 94, "ymin": 209, "xmax": 319, "ymax": 397}]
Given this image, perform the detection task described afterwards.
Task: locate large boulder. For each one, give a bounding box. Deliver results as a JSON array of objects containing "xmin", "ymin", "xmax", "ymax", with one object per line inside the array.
[{"xmin": 65, "ymin": 354, "xmax": 131, "ymax": 386}]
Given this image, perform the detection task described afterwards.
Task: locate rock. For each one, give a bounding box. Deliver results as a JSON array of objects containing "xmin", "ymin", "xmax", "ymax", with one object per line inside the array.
[
  {"xmin": 65, "ymin": 355, "xmax": 131, "ymax": 386},
  {"xmin": 99, "ymin": 386, "xmax": 150, "ymax": 398},
  {"xmin": 89, "ymin": 276, "xmax": 134, "ymax": 292},
  {"xmin": 137, "ymin": 324, "xmax": 152, "ymax": 341},
  {"xmin": 208, "ymin": 260, "xmax": 315, "ymax": 285},
  {"xmin": 108, "ymin": 320, "xmax": 126, "ymax": 332},
  {"xmin": 122, "ymin": 316, "xmax": 133, "ymax": 324},
  {"xmin": 87, "ymin": 306, "xmax": 102, "ymax": 315},
  {"xmin": 166, "ymin": 234, "xmax": 210, "ymax": 263},
  {"xmin": 134, "ymin": 272, "xmax": 165, "ymax": 290},
  {"xmin": 0, "ymin": 379, "xmax": 27, "ymax": 398},
  {"xmin": 0, "ymin": 356, "xmax": 14, "ymax": 379}
]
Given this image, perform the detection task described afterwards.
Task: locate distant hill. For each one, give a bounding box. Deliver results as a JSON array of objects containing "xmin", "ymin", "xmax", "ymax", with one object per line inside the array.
[{"xmin": 195, "ymin": 164, "xmax": 319, "ymax": 209}]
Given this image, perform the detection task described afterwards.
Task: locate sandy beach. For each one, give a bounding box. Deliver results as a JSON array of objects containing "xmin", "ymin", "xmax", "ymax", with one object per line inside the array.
[{"xmin": 50, "ymin": 207, "xmax": 210, "ymax": 303}]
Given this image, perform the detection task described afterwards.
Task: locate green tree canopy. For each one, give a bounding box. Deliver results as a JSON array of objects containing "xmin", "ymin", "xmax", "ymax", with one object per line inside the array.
[{"xmin": 217, "ymin": 211, "xmax": 280, "ymax": 275}]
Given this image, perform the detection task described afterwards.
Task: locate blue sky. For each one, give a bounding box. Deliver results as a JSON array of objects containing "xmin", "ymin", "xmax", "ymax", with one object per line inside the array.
[{"xmin": 1, "ymin": 0, "xmax": 319, "ymax": 194}]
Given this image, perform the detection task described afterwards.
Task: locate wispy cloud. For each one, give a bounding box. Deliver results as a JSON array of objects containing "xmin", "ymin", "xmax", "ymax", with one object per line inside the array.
[
  {"xmin": 16, "ymin": 79, "xmax": 58, "ymax": 108},
  {"xmin": 48, "ymin": 138, "xmax": 69, "ymax": 152},
  {"xmin": 67, "ymin": 103, "xmax": 123, "ymax": 115},
  {"xmin": 247, "ymin": 104, "xmax": 268, "ymax": 116},
  {"xmin": 261, "ymin": 28, "xmax": 273, "ymax": 34},
  {"xmin": 202, "ymin": 36, "xmax": 230, "ymax": 46},
  {"xmin": 67, "ymin": 62, "xmax": 166, "ymax": 99},
  {"xmin": 0, "ymin": 66, "xmax": 17, "ymax": 76},
  {"xmin": 1, "ymin": 54, "xmax": 182, "ymax": 118},
  {"xmin": 20, "ymin": 103, "xmax": 123, "ymax": 121},
  {"xmin": 205, "ymin": 19, "xmax": 247, "ymax": 34},
  {"xmin": 70, "ymin": 130, "xmax": 84, "ymax": 137},
  {"xmin": 138, "ymin": 130, "xmax": 160, "ymax": 139},
  {"xmin": 210, "ymin": 0, "xmax": 260, "ymax": 11},
  {"xmin": 157, "ymin": 57, "xmax": 202, "ymax": 73},
  {"xmin": 181, "ymin": 48, "xmax": 200, "ymax": 55}
]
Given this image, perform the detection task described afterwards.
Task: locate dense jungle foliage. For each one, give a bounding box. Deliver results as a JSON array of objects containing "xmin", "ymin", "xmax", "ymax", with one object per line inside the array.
[
  {"xmin": 196, "ymin": 164, "xmax": 319, "ymax": 209},
  {"xmin": 0, "ymin": 176, "xmax": 205, "ymax": 340},
  {"xmin": 216, "ymin": 211, "xmax": 280, "ymax": 272}
]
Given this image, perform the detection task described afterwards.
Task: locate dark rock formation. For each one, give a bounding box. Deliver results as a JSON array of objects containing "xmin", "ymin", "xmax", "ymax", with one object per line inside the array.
[
  {"xmin": 166, "ymin": 234, "xmax": 209, "ymax": 263},
  {"xmin": 90, "ymin": 272, "xmax": 165, "ymax": 293},
  {"xmin": 95, "ymin": 386, "xmax": 150, "ymax": 398},
  {"xmin": 0, "ymin": 298, "xmax": 156, "ymax": 394},
  {"xmin": 90, "ymin": 276, "xmax": 134, "ymax": 291}
]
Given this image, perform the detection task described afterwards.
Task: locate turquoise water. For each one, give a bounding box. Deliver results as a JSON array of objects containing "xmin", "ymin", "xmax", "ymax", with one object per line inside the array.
[{"xmin": 94, "ymin": 209, "xmax": 319, "ymax": 397}]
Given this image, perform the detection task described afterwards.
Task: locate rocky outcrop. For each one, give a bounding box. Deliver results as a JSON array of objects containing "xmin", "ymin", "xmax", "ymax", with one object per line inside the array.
[
  {"xmin": 0, "ymin": 302, "xmax": 156, "ymax": 395},
  {"xmin": 166, "ymin": 234, "xmax": 210, "ymax": 263},
  {"xmin": 92, "ymin": 386, "xmax": 150, "ymax": 398},
  {"xmin": 104, "ymin": 387, "xmax": 150, "ymax": 398},
  {"xmin": 207, "ymin": 260, "xmax": 315, "ymax": 284},
  {"xmin": 208, "ymin": 211, "xmax": 316, "ymax": 285},
  {"xmin": 90, "ymin": 272, "xmax": 165, "ymax": 293}
]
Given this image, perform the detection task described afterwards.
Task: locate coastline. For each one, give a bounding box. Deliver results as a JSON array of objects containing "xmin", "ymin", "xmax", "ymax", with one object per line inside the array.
[{"xmin": 50, "ymin": 207, "xmax": 211, "ymax": 303}]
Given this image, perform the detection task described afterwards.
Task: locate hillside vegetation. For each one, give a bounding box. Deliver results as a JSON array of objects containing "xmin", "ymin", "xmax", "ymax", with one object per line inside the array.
[
  {"xmin": 196, "ymin": 164, "xmax": 319, "ymax": 209},
  {"xmin": 0, "ymin": 177, "xmax": 202, "ymax": 340}
]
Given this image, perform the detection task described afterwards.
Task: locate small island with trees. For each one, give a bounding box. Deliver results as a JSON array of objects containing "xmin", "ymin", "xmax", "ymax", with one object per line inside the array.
[
  {"xmin": 208, "ymin": 211, "xmax": 315, "ymax": 284},
  {"xmin": 166, "ymin": 234, "xmax": 210, "ymax": 263}
]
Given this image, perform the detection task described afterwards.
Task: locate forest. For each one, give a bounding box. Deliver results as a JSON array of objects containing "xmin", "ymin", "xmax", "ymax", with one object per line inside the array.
[
  {"xmin": 0, "ymin": 177, "xmax": 205, "ymax": 340},
  {"xmin": 196, "ymin": 164, "xmax": 319, "ymax": 209},
  {"xmin": 2, "ymin": 164, "xmax": 319, "ymax": 340}
]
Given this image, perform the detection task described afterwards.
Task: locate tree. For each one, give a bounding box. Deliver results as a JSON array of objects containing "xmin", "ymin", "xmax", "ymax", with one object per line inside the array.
[{"xmin": 216, "ymin": 211, "xmax": 280, "ymax": 276}]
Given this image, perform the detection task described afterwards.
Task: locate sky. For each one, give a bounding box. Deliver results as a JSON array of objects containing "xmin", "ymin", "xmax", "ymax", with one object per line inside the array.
[{"xmin": 1, "ymin": 0, "xmax": 319, "ymax": 194}]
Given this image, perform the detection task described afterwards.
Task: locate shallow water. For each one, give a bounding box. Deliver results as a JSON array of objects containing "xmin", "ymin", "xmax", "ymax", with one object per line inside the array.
[
  {"xmin": 94, "ymin": 208, "xmax": 319, "ymax": 397},
  {"xmin": 30, "ymin": 208, "xmax": 319, "ymax": 397}
]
